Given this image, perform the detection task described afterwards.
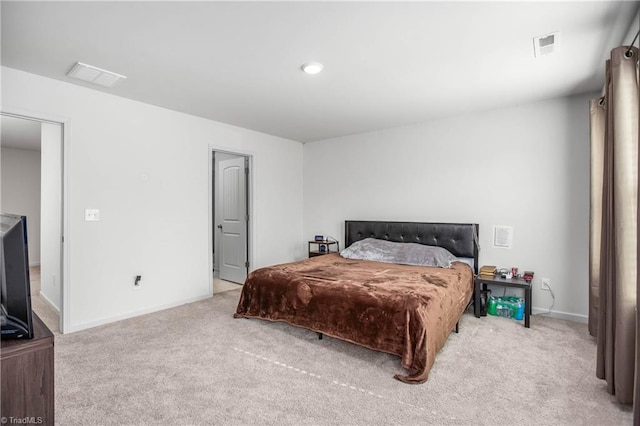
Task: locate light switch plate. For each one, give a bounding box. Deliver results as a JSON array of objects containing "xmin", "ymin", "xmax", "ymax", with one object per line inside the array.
[{"xmin": 85, "ymin": 209, "xmax": 100, "ymax": 221}]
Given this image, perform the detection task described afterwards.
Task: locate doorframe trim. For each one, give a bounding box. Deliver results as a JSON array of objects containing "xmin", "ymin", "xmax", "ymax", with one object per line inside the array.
[
  {"xmin": 208, "ymin": 145, "xmax": 255, "ymax": 291},
  {"xmin": 1, "ymin": 106, "xmax": 70, "ymax": 334}
]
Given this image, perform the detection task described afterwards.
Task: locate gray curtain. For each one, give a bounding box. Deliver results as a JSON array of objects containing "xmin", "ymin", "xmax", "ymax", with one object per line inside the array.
[{"xmin": 589, "ymin": 45, "xmax": 639, "ymax": 412}]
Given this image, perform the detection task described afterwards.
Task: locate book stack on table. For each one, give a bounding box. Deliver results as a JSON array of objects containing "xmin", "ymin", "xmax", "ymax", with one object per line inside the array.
[{"xmin": 479, "ymin": 265, "xmax": 496, "ymax": 278}]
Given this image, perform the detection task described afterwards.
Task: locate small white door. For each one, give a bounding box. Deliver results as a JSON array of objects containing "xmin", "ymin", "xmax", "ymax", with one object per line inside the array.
[{"xmin": 218, "ymin": 156, "xmax": 247, "ymax": 284}]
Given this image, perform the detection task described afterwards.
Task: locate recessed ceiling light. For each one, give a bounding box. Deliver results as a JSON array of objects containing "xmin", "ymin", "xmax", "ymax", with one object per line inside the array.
[
  {"xmin": 67, "ymin": 62, "xmax": 127, "ymax": 87},
  {"xmin": 301, "ymin": 62, "xmax": 323, "ymax": 75}
]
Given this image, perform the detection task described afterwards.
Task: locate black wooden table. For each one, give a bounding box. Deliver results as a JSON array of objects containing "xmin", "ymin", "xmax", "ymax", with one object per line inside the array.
[{"xmin": 474, "ymin": 274, "xmax": 532, "ymax": 328}]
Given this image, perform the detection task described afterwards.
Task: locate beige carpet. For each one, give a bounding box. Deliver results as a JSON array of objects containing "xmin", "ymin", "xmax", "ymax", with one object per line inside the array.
[
  {"xmin": 29, "ymin": 265, "xmax": 61, "ymax": 334},
  {"xmin": 50, "ymin": 288, "xmax": 632, "ymax": 425},
  {"xmin": 213, "ymin": 278, "xmax": 242, "ymax": 294}
]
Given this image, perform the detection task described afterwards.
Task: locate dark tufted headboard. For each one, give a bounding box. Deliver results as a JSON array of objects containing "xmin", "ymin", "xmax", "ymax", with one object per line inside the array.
[{"xmin": 344, "ymin": 220, "xmax": 479, "ymax": 274}]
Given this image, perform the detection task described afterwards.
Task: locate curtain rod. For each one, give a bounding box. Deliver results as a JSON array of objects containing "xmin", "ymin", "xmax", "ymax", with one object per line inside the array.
[{"xmin": 626, "ymin": 29, "xmax": 640, "ymax": 57}]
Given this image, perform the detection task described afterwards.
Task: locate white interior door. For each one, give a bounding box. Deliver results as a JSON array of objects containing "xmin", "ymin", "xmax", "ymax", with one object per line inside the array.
[{"xmin": 218, "ymin": 156, "xmax": 247, "ymax": 284}]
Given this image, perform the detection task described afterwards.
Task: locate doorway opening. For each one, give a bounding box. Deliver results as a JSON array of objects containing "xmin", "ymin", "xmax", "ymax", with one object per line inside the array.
[
  {"xmin": 1, "ymin": 113, "xmax": 65, "ymax": 334},
  {"xmin": 211, "ymin": 150, "xmax": 251, "ymax": 291}
]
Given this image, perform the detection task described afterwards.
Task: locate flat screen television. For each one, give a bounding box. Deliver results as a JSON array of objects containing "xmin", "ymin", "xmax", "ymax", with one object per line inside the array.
[{"xmin": 1, "ymin": 213, "xmax": 34, "ymax": 339}]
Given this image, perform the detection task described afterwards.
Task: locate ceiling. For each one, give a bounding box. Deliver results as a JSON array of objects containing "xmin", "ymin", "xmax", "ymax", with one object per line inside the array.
[{"xmin": 1, "ymin": 1, "xmax": 637, "ymax": 143}]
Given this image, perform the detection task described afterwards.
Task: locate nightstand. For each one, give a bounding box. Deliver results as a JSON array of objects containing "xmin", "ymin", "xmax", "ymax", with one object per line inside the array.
[
  {"xmin": 308, "ymin": 240, "xmax": 339, "ymax": 258},
  {"xmin": 474, "ymin": 274, "xmax": 532, "ymax": 328}
]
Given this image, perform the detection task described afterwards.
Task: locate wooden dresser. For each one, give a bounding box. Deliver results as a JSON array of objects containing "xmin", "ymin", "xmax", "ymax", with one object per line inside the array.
[{"xmin": 1, "ymin": 313, "xmax": 54, "ymax": 425}]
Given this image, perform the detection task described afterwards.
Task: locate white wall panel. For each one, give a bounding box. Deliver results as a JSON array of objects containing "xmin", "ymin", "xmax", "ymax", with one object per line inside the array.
[
  {"xmin": 40, "ymin": 122, "xmax": 62, "ymax": 310},
  {"xmin": 303, "ymin": 93, "xmax": 594, "ymax": 322},
  {"xmin": 2, "ymin": 66, "xmax": 303, "ymax": 332},
  {"xmin": 1, "ymin": 147, "xmax": 41, "ymax": 265}
]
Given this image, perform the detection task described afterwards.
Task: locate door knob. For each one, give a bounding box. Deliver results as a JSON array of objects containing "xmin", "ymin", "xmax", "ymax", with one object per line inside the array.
[{"xmin": 217, "ymin": 224, "xmax": 223, "ymax": 229}]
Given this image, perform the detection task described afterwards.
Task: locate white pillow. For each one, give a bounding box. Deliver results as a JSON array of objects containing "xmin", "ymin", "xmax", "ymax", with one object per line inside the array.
[{"xmin": 340, "ymin": 238, "xmax": 457, "ymax": 268}]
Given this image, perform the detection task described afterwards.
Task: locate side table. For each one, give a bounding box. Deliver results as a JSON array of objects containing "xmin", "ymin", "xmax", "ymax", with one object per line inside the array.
[
  {"xmin": 308, "ymin": 240, "xmax": 339, "ymax": 258},
  {"xmin": 1, "ymin": 312, "xmax": 55, "ymax": 425},
  {"xmin": 474, "ymin": 274, "xmax": 532, "ymax": 328}
]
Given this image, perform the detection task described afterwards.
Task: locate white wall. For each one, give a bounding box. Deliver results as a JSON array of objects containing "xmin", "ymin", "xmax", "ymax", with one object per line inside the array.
[
  {"xmin": 1, "ymin": 147, "xmax": 41, "ymax": 266},
  {"xmin": 40, "ymin": 122, "xmax": 63, "ymax": 310},
  {"xmin": 303, "ymin": 93, "xmax": 594, "ymax": 322},
  {"xmin": 2, "ymin": 66, "xmax": 303, "ymax": 332}
]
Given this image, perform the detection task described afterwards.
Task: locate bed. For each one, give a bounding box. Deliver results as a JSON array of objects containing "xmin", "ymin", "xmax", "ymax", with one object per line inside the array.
[{"xmin": 234, "ymin": 220, "xmax": 479, "ymax": 383}]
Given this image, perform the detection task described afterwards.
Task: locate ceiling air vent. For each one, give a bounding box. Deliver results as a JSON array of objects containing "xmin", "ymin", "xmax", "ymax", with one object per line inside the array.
[
  {"xmin": 533, "ymin": 32, "xmax": 560, "ymax": 58},
  {"xmin": 67, "ymin": 62, "xmax": 127, "ymax": 87}
]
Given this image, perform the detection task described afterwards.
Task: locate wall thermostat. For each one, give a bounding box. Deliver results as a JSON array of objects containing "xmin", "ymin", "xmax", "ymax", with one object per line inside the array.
[{"xmin": 314, "ymin": 235, "xmax": 324, "ymax": 241}]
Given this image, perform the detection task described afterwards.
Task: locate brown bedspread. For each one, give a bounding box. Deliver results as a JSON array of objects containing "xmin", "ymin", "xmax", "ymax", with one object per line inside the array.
[{"xmin": 233, "ymin": 253, "xmax": 473, "ymax": 383}]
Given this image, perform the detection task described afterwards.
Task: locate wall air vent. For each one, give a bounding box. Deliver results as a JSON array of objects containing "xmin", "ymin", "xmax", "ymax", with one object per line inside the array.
[
  {"xmin": 67, "ymin": 62, "xmax": 127, "ymax": 87},
  {"xmin": 533, "ymin": 32, "xmax": 560, "ymax": 58}
]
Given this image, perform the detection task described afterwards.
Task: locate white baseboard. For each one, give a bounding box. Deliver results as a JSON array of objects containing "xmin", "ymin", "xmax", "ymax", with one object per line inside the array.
[
  {"xmin": 38, "ymin": 291, "xmax": 60, "ymax": 313},
  {"xmin": 66, "ymin": 293, "xmax": 212, "ymax": 334},
  {"xmin": 532, "ymin": 307, "xmax": 588, "ymax": 324}
]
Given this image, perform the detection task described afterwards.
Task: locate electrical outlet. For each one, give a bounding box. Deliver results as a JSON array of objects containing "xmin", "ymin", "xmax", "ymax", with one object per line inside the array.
[
  {"xmin": 85, "ymin": 209, "xmax": 100, "ymax": 221},
  {"xmin": 541, "ymin": 277, "xmax": 551, "ymax": 291}
]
